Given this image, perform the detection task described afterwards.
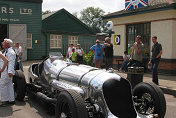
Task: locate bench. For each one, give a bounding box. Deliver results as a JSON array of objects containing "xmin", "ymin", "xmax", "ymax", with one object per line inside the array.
[{"xmin": 116, "ymin": 58, "xmax": 124, "ymax": 71}]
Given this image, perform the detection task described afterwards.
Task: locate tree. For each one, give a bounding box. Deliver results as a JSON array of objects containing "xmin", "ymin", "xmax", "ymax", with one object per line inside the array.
[
  {"xmin": 42, "ymin": 10, "xmax": 52, "ymax": 15},
  {"xmin": 72, "ymin": 12, "xmax": 78, "ymax": 18},
  {"xmin": 80, "ymin": 7, "xmax": 107, "ymax": 33}
]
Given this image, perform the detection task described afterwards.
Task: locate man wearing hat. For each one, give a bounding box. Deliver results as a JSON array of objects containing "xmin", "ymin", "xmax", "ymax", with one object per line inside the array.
[
  {"xmin": 76, "ymin": 44, "xmax": 84, "ymax": 64},
  {"xmin": 90, "ymin": 39, "xmax": 104, "ymax": 68}
]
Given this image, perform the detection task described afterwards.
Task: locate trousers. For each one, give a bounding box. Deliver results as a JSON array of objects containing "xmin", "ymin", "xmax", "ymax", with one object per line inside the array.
[
  {"xmin": 105, "ymin": 57, "xmax": 113, "ymax": 70},
  {"xmin": 0, "ymin": 69, "xmax": 15, "ymax": 102},
  {"xmin": 152, "ymin": 59, "xmax": 159, "ymax": 85}
]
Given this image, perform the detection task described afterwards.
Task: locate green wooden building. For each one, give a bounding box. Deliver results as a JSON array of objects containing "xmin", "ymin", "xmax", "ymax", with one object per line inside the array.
[
  {"xmin": 0, "ymin": 0, "xmax": 96, "ymax": 60},
  {"xmin": 0, "ymin": 0, "xmax": 43, "ymax": 60},
  {"xmin": 42, "ymin": 9, "xmax": 96, "ymax": 57}
]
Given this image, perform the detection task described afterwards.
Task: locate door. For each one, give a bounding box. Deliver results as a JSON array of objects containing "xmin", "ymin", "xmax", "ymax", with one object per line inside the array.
[
  {"xmin": 9, "ymin": 24, "xmax": 27, "ymax": 61},
  {"xmin": 0, "ymin": 24, "xmax": 7, "ymax": 48}
]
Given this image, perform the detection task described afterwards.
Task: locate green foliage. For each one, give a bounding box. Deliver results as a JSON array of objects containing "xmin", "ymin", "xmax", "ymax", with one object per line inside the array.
[
  {"xmin": 72, "ymin": 12, "xmax": 78, "ymax": 18},
  {"xmin": 42, "ymin": 10, "xmax": 52, "ymax": 15},
  {"xmin": 83, "ymin": 51, "xmax": 94, "ymax": 66},
  {"xmin": 80, "ymin": 7, "xmax": 107, "ymax": 33}
]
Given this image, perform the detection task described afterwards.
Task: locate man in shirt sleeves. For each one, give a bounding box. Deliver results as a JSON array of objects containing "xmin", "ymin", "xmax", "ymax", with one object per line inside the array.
[{"xmin": 0, "ymin": 39, "xmax": 16, "ymax": 106}]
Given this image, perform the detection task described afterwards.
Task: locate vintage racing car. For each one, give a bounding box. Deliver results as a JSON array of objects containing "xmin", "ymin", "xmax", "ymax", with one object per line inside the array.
[{"xmin": 13, "ymin": 52, "xmax": 166, "ymax": 118}]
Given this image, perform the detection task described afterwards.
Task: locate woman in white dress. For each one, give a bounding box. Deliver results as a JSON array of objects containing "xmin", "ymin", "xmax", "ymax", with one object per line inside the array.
[
  {"xmin": 0, "ymin": 51, "xmax": 8, "ymax": 75},
  {"xmin": 0, "ymin": 50, "xmax": 9, "ymax": 106}
]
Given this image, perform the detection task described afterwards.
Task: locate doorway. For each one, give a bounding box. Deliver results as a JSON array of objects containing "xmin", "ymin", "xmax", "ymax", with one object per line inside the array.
[{"xmin": 0, "ymin": 24, "xmax": 7, "ymax": 49}]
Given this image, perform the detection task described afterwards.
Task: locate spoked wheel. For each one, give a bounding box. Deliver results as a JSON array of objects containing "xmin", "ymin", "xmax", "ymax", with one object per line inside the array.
[
  {"xmin": 55, "ymin": 90, "xmax": 88, "ymax": 118},
  {"xmin": 136, "ymin": 92, "xmax": 154, "ymax": 115},
  {"xmin": 133, "ymin": 82, "xmax": 166, "ymax": 118},
  {"xmin": 59, "ymin": 103, "xmax": 72, "ymax": 118}
]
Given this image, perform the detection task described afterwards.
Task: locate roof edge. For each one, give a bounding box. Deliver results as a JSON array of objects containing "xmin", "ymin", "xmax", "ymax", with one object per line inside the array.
[
  {"xmin": 4, "ymin": 0, "xmax": 43, "ymax": 3},
  {"xmin": 42, "ymin": 8, "xmax": 95, "ymax": 35},
  {"xmin": 103, "ymin": 3, "xmax": 176, "ymax": 20}
]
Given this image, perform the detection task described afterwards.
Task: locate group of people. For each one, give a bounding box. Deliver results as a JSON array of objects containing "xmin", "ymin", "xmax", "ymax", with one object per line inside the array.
[
  {"xmin": 120, "ymin": 35, "xmax": 162, "ymax": 85},
  {"xmin": 67, "ymin": 35, "xmax": 162, "ymax": 85},
  {"xmin": 120, "ymin": 35, "xmax": 144, "ymax": 72},
  {"xmin": 90, "ymin": 37, "xmax": 113, "ymax": 70},
  {"xmin": 66, "ymin": 37, "xmax": 113, "ymax": 70},
  {"xmin": 66, "ymin": 43, "xmax": 84, "ymax": 64},
  {"xmin": 0, "ymin": 39, "xmax": 23, "ymax": 106}
]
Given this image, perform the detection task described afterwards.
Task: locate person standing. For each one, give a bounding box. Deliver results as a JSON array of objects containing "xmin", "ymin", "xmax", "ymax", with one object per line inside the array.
[
  {"xmin": 70, "ymin": 48, "xmax": 77, "ymax": 63},
  {"xmin": 148, "ymin": 36, "xmax": 162, "ymax": 85},
  {"xmin": 76, "ymin": 44, "xmax": 84, "ymax": 64},
  {"xmin": 0, "ymin": 39, "xmax": 16, "ymax": 106},
  {"xmin": 90, "ymin": 39, "xmax": 103, "ymax": 68},
  {"xmin": 14, "ymin": 42, "xmax": 23, "ymax": 71},
  {"xmin": 103, "ymin": 37, "xmax": 113, "ymax": 70},
  {"xmin": 129, "ymin": 35, "xmax": 144, "ymax": 66},
  {"xmin": 66, "ymin": 43, "xmax": 75, "ymax": 59}
]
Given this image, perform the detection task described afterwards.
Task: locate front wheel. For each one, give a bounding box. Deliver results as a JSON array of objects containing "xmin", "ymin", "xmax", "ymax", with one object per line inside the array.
[
  {"xmin": 133, "ymin": 82, "xmax": 166, "ymax": 118},
  {"xmin": 13, "ymin": 70, "xmax": 26, "ymax": 101},
  {"xmin": 55, "ymin": 90, "xmax": 88, "ymax": 118}
]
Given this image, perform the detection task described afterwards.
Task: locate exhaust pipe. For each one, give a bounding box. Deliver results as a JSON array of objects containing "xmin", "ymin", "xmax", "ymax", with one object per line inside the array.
[{"xmin": 30, "ymin": 91, "xmax": 57, "ymax": 104}]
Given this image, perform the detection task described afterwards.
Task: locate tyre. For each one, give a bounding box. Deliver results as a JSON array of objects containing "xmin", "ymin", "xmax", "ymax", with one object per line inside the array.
[
  {"xmin": 13, "ymin": 70, "xmax": 26, "ymax": 101},
  {"xmin": 55, "ymin": 90, "xmax": 88, "ymax": 118},
  {"xmin": 133, "ymin": 82, "xmax": 166, "ymax": 118}
]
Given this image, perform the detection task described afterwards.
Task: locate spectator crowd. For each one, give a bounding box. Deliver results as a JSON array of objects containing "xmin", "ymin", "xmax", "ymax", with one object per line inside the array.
[{"xmin": 0, "ymin": 35, "xmax": 162, "ymax": 106}]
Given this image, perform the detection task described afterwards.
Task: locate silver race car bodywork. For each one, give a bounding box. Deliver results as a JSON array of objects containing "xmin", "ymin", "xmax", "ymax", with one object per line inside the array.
[{"xmin": 26, "ymin": 54, "xmax": 166, "ymax": 118}]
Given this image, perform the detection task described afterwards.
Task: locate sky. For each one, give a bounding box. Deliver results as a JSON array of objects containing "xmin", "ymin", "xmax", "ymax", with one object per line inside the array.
[{"xmin": 42, "ymin": 0, "xmax": 125, "ymax": 15}]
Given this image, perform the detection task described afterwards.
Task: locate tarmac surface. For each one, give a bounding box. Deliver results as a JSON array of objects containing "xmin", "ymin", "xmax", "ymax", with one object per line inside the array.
[{"xmin": 23, "ymin": 60, "xmax": 176, "ymax": 96}]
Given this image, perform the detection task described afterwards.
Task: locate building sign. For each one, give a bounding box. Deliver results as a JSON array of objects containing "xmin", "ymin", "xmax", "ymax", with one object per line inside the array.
[
  {"xmin": 0, "ymin": 5, "xmax": 33, "ymax": 22},
  {"xmin": 0, "ymin": 6, "xmax": 32, "ymax": 15},
  {"xmin": 125, "ymin": 0, "xmax": 148, "ymax": 10},
  {"xmin": 114, "ymin": 35, "xmax": 120, "ymax": 45}
]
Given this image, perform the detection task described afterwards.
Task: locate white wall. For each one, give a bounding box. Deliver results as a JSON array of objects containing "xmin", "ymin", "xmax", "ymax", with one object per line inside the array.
[
  {"xmin": 151, "ymin": 20, "xmax": 173, "ymax": 59},
  {"xmin": 172, "ymin": 20, "xmax": 176, "ymax": 59},
  {"xmin": 106, "ymin": 10, "xmax": 176, "ymax": 59},
  {"xmin": 112, "ymin": 25, "xmax": 126, "ymax": 56}
]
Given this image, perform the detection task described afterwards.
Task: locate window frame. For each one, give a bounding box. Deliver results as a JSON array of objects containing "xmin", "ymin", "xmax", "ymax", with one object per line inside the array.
[
  {"xmin": 27, "ymin": 33, "xmax": 32, "ymax": 49},
  {"xmin": 126, "ymin": 22, "xmax": 151, "ymax": 57},
  {"xmin": 68, "ymin": 36, "xmax": 78, "ymax": 46},
  {"xmin": 50, "ymin": 34, "xmax": 62, "ymax": 49}
]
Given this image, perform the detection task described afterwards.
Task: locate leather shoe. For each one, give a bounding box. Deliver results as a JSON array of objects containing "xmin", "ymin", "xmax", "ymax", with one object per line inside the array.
[
  {"xmin": 8, "ymin": 101, "xmax": 15, "ymax": 105},
  {"xmin": 0, "ymin": 101, "xmax": 8, "ymax": 107}
]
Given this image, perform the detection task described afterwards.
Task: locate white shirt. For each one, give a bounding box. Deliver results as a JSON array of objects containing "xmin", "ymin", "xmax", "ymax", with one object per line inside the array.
[
  {"xmin": 14, "ymin": 46, "xmax": 22, "ymax": 56},
  {"xmin": 123, "ymin": 55, "xmax": 130, "ymax": 61},
  {"xmin": 76, "ymin": 48, "xmax": 83, "ymax": 56},
  {"xmin": 5, "ymin": 47, "xmax": 16, "ymax": 75}
]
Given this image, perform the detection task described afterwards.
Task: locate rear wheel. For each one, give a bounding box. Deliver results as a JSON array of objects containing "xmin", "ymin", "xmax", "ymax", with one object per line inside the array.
[
  {"xmin": 13, "ymin": 70, "xmax": 26, "ymax": 101},
  {"xmin": 55, "ymin": 90, "xmax": 88, "ymax": 118},
  {"xmin": 133, "ymin": 82, "xmax": 166, "ymax": 118}
]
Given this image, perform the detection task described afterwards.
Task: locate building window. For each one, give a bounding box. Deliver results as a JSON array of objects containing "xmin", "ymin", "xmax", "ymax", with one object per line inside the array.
[
  {"xmin": 27, "ymin": 33, "xmax": 32, "ymax": 49},
  {"xmin": 50, "ymin": 34, "xmax": 62, "ymax": 49},
  {"xmin": 126, "ymin": 23, "xmax": 151, "ymax": 57},
  {"xmin": 68, "ymin": 36, "xmax": 78, "ymax": 46}
]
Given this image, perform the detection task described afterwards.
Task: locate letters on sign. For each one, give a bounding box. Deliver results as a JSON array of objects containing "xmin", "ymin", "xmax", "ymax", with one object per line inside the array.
[
  {"xmin": 0, "ymin": 6, "xmax": 32, "ymax": 15},
  {"xmin": 114, "ymin": 35, "xmax": 120, "ymax": 45}
]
